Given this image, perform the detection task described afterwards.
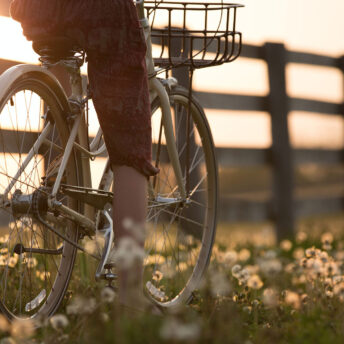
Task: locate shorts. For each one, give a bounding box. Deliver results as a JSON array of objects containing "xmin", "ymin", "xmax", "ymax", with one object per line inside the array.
[{"xmin": 10, "ymin": 0, "xmax": 158, "ymax": 177}]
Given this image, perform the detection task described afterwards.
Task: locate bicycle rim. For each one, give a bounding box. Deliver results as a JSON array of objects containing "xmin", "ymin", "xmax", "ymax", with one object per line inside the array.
[
  {"xmin": 145, "ymin": 86, "xmax": 218, "ymax": 307},
  {"xmin": 0, "ymin": 75, "xmax": 79, "ymax": 320}
]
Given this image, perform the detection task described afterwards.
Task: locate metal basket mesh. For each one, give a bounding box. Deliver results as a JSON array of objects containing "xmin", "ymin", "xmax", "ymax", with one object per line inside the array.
[{"xmin": 145, "ymin": 1, "xmax": 243, "ymax": 69}]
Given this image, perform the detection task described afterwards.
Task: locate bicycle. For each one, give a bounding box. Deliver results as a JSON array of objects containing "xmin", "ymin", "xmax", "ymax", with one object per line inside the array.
[{"xmin": 0, "ymin": 0, "xmax": 242, "ymax": 320}]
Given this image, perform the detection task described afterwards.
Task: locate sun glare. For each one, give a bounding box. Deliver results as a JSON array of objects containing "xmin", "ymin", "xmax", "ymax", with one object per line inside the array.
[{"xmin": 0, "ymin": 15, "xmax": 38, "ymax": 64}]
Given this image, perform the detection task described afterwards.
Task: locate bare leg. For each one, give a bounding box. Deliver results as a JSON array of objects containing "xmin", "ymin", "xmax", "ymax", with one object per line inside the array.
[{"xmin": 112, "ymin": 165, "xmax": 147, "ymax": 307}]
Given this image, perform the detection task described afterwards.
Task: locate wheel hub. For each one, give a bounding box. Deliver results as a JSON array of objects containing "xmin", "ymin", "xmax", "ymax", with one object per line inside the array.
[{"xmin": 11, "ymin": 188, "xmax": 48, "ymax": 217}]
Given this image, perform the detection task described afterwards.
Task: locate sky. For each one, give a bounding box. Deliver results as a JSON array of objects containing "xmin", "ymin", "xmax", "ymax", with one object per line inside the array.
[{"xmin": 0, "ymin": 0, "xmax": 343, "ymax": 151}]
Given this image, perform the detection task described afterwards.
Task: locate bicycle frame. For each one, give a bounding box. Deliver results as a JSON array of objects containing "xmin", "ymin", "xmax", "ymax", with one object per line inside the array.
[{"xmin": 0, "ymin": 0, "xmax": 187, "ymax": 236}]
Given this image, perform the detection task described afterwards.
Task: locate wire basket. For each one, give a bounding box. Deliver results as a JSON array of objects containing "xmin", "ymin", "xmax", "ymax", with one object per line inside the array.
[{"xmin": 144, "ymin": 1, "xmax": 243, "ymax": 70}]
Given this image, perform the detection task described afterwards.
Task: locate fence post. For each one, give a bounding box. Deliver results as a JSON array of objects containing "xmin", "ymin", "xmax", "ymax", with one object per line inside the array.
[{"xmin": 264, "ymin": 42, "xmax": 294, "ymax": 240}]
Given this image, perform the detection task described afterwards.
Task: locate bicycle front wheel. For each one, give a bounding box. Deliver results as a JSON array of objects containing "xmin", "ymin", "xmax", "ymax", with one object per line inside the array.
[
  {"xmin": 145, "ymin": 85, "xmax": 218, "ymax": 307},
  {"xmin": 0, "ymin": 73, "xmax": 80, "ymax": 320}
]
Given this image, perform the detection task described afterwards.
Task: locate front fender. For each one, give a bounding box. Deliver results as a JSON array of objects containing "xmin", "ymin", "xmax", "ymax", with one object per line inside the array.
[{"xmin": 0, "ymin": 64, "xmax": 70, "ymax": 114}]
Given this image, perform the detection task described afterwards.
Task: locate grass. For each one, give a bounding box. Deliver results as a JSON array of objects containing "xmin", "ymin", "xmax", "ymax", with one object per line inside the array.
[{"xmin": 1, "ymin": 214, "xmax": 344, "ymax": 343}]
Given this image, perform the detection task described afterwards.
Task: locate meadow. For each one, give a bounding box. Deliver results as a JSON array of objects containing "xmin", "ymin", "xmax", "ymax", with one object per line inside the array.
[{"xmin": 1, "ymin": 214, "xmax": 344, "ymax": 343}]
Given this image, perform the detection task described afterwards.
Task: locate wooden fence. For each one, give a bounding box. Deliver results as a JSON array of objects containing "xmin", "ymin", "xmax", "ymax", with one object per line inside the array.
[{"xmin": 189, "ymin": 42, "xmax": 344, "ymax": 240}]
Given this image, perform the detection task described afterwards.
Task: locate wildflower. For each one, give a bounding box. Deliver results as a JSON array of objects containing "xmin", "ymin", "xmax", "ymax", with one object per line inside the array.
[
  {"xmin": 322, "ymin": 243, "xmax": 332, "ymax": 251},
  {"xmin": 0, "ymin": 338, "xmax": 16, "ymax": 344},
  {"xmin": 252, "ymin": 299, "xmax": 259, "ymax": 307},
  {"xmin": 238, "ymin": 249, "xmax": 251, "ymax": 262},
  {"xmin": 160, "ymin": 263, "xmax": 176, "ymax": 279},
  {"xmin": 305, "ymin": 246, "xmax": 317, "ymax": 258},
  {"xmin": 263, "ymin": 288, "xmax": 278, "ymax": 308},
  {"xmin": 333, "ymin": 276, "xmax": 343, "ymax": 285},
  {"xmin": 66, "ymin": 296, "xmax": 97, "ymax": 315},
  {"xmin": 247, "ymin": 274, "xmax": 263, "ymax": 290},
  {"xmin": 321, "ymin": 232, "xmax": 334, "ymax": 245},
  {"xmin": 223, "ymin": 250, "xmax": 237, "ymax": 266},
  {"xmin": 264, "ymin": 250, "xmax": 277, "ymax": 259},
  {"xmin": 242, "ymin": 306, "xmax": 252, "ymax": 314},
  {"xmin": 100, "ymin": 313, "xmax": 109, "ymax": 323},
  {"xmin": 160, "ymin": 317, "xmax": 200, "ymax": 341},
  {"xmin": 336, "ymin": 251, "xmax": 344, "ymax": 261},
  {"xmin": 210, "ymin": 270, "xmax": 231, "ymax": 297},
  {"xmin": 319, "ymin": 251, "xmax": 329, "ymax": 263},
  {"xmin": 144, "ymin": 254, "xmax": 166, "ymax": 266},
  {"xmin": 109, "ymin": 237, "xmax": 145, "ymax": 269},
  {"xmin": 326, "ymin": 290, "xmax": 334, "ymax": 298},
  {"xmin": 285, "ymin": 263, "xmax": 295, "ymax": 273},
  {"xmin": 324, "ymin": 261, "xmax": 339, "ymax": 277},
  {"xmin": 333, "ymin": 282, "xmax": 344, "ymax": 300},
  {"xmin": 231, "ymin": 264, "xmax": 242, "ymax": 277},
  {"xmin": 11, "ymin": 319, "xmax": 35, "ymax": 339},
  {"xmin": 300, "ymin": 294, "xmax": 309, "ymax": 304},
  {"xmin": 245, "ymin": 264, "xmax": 260, "ymax": 275},
  {"xmin": 26, "ymin": 257, "xmax": 38, "ymax": 269},
  {"xmin": 284, "ymin": 290, "xmax": 300, "ymax": 309},
  {"xmin": 280, "ymin": 240, "xmax": 292, "ymax": 251},
  {"xmin": 0, "ymin": 315, "xmax": 10, "ymax": 332},
  {"xmin": 122, "ymin": 217, "xmax": 146, "ymax": 242},
  {"xmin": 259, "ymin": 259, "xmax": 282, "ymax": 275},
  {"xmin": 296, "ymin": 231, "xmax": 307, "ymax": 243},
  {"xmin": 152, "ymin": 270, "xmax": 163, "ymax": 283},
  {"xmin": 100, "ymin": 287, "xmax": 116, "ymax": 303},
  {"xmin": 293, "ymin": 248, "xmax": 304, "ymax": 260},
  {"xmin": 237, "ymin": 268, "xmax": 250, "ymax": 284},
  {"xmin": 50, "ymin": 314, "xmax": 69, "ymax": 331}
]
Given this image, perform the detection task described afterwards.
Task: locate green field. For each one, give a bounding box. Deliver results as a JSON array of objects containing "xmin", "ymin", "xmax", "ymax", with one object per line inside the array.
[{"xmin": 0, "ymin": 214, "xmax": 344, "ymax": 343}]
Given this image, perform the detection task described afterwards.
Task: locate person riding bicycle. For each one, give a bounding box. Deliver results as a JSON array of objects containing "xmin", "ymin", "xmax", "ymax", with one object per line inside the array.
[{"xmin": 10, "ymin": 0, "xmax": 159, "ymax": 313}]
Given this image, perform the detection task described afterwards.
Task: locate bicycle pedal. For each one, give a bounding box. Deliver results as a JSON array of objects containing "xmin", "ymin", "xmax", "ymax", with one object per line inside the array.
[{"xmin": 100, "ymin": 272, "xmax": 117, "ymax": 281}]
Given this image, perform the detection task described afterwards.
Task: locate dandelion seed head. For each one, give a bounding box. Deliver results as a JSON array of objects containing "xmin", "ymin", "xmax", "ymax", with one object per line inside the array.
[
  {"xmin": 296, "ymin": 231, "xmax": 307, "ymax": 243},
  {"xmin": 210, "ymin": 270, "xmax": 231, "ymax": 297},
  {"xmin": 0, "ymin": 337, "xmax": 16, "ymax": 344},
  {"xmin": 321, "ymin": 232, "xmax": 334, "ymax": 245},
  {"xmin": 293, "ymin": 248, "xmax": 304, "ymax": 260},
  {"xmin": 243, "ymin": 306, "xmax": 252, "ymax": 314},
  {"xmin": 223, "ymin": 250, "xmax": 237, "ymax": 266},
  {"xmin": 152, "ymin": 270, "xmax": 163, "ymax": 283},
  {"xmin": 160, "ymin": 317, "xmax": 200, "ymax": 341},
  {"xmin": 0, "ymin": 314, "xmax": 10, "ymax": 332},
  {"xmin": 284, "ymin": 290, "xmax": 300, "ymax": 309},
  {"xmin": 26, "ymin": 257, "xmax": 38, "ymax": 269},
  {"xmin": 259, "ymin": 258, "xmax": 282, "ymax": 275},
  {"xmin": 247, "ymin": 274, "xmax": 263, "ymax": 290},
  {"xmin": 122, "ymin": 218, "xmax": 146, "ymax": 242},
  {"xmin": 111, "ymin": 237, "xmax": 145, "ymax": 269},
  {"xmin": 66, "ymin": 296, "xmax": 97, "ymax": 315},
  {"xmin": 231, "ymin": 264, "xmax": 242, "ymax": 277},
  {"xmin": 264, "ymin": 250, "xmax": 277, "ymax": 259},
  {"xmin": 100, "ymin": 287, "xmax": 116, "ymax": 303},
  {"xmin": 280, "ymin": 240, "xmax": 292, "ymax": 251},
  {"xmin": 50, "ymin": 314, "xmax": 69, "ymax": 331},
  {"xmin": 238, "ymin": 249, "xmax": 251, "ymax": 262},
  {"xmin": 336, "ymin": 251, "xmax": 344, "ymax": 261},
  {"xmin": 263, "ymin": 288, "xmax": 278, "ymax": 308},
  {"xmin": 11, "ymin": 319, "xmax": 35, "ymax": 339}
]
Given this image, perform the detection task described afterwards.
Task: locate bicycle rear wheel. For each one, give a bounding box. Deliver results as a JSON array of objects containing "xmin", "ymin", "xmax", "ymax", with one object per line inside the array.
[
  {"xmin": 145, "ymin": 85, "xmax": 218, "ymax": 307},
  {"xmin": 0, "ymin": 73, "xmax": 80, "ymax": 320}
]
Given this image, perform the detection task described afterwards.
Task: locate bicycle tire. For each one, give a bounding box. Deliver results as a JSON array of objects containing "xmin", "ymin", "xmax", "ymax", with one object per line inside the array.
[
  {"xmin": 145, "ymin": 85, "xmax": 218, "ymax": 307},
  {"xmin": 0, "ymin": 73, "xmax": 81, "ymax": 320}
]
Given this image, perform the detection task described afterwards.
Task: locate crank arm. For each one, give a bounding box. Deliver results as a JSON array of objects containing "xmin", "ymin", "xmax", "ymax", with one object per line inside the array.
[{"xmin": 13, "ymin": 243, "xmax": 63, "ymax": 255}]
